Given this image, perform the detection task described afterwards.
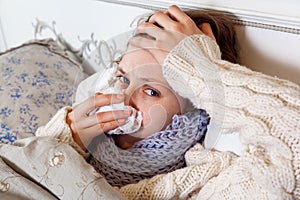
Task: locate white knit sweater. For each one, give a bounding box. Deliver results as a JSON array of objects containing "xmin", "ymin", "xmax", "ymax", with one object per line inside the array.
[
  {"xmin": 119, "ymin": 34, "xmax": 300, "ymax": 199},
  {"xmin": 37, "ymin": 34, "xmax": 300, "ymax": 199}
]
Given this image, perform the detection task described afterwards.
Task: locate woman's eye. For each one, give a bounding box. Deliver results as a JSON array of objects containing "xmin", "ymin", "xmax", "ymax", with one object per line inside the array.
[
  {"xmin": 144, "ymin": 88, "xmax": 160, "ymax": 97},
  {"xmin": 118, "ymin": 75, "xmax": 130, "ymax": 84}
]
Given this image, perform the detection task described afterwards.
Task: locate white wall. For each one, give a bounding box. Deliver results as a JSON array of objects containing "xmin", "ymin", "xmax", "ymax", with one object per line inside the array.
[
  {"xmin": 236, "ymin": 26, "xmax": 300, "ymax": 84},
  {"xmin": 0, "ymin": 0, "xmax": 149, "ymax": 50},
  {"xmin": 1, "ymin": 0, "xmax": 300, "ymax": 84},
  {"xmin": 105, "ymin": 0, "xmax": 300, "ymax": 29},
  {"xmin": 0, "ymin": 18, "xmax": 6, "ymax": 52}
]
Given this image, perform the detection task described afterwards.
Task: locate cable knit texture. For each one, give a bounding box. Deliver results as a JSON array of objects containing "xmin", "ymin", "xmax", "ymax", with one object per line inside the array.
[
  {"xmin": 36, "ymin": 106, "xmax": 89, "ymax": 158},
  {"xmin": 38, "ymin": 34, "xmax": 300, "ymax": 199},
  {"xmin": 88, "ymin": 109, "xmax": 209, "ymax": 187},
  {"xmin": 118, "ymin": 34, "xmax": 300, "ymax": 199}
]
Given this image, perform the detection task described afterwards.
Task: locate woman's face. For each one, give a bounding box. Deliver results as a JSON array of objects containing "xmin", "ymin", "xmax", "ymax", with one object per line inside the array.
[{"xmin": 113, "ymin": 48, "xmax": 186, "ymax": 148}]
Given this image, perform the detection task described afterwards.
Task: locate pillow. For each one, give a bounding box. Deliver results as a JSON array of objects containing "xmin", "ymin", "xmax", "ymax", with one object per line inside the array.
[{"xmin": 0, "ymin": 39, "xmax": 87, "ymax": 144}]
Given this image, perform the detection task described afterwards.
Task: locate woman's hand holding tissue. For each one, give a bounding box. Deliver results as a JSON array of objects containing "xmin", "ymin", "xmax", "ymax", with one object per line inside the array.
[{"xmin": 66, "ymin": 93, "xmax": 131, "ymax": 151}]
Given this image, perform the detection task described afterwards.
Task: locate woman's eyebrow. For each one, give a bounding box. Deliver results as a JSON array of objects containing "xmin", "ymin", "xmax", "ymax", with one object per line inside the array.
[
  {"xmin": 139, "ymin": 77, "xmax": 159, "ymax": 83},
  {"xmin": 139, "ymin": 76, "xmax": 168, "ymax": 85},
  {"xmin": 117, "ymin": 67, "xmax": 126, "ymax": 74}
]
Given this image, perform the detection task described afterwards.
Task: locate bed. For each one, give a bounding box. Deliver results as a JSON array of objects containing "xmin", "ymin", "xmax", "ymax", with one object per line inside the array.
[{"xmin": 0, "ymin": 0, "xmax": 299, "ymax": 199}]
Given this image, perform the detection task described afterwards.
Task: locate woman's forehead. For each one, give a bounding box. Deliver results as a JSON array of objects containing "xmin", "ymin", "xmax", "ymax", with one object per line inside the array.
[
  {"xmin": 120, "ymin": 48, "xmax": 160, "ymax": 70},
  {"xmin": 118, "ymin": 52, "xmax": 169, "ymax": 85},
  {"xmin": 118, "ymin": 64, "xmax": 167, "ymax": 84}
]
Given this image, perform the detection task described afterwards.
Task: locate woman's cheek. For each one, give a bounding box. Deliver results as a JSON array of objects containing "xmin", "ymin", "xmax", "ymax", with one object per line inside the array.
[
  {"xmin": 141, "ymin": 104, "xmax": 168, "ymax": 131},
  {"xmin": 141, "ymin": 112, "xmax": 149, "ymax": 127},
  {"xmin": 140, "ymin": 106, "xmax": 151, "ymax": 128}
]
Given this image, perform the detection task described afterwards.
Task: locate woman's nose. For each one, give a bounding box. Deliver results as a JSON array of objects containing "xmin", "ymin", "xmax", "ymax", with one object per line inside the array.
[{"xmin": 124, "ymin": 87, "xmax": 138, "ymax": 109}]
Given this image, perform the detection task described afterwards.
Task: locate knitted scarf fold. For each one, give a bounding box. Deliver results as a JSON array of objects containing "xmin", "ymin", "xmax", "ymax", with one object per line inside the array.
[{"xmin": 88, "ymin": 109, "xmax": 210, "ymax": 187}]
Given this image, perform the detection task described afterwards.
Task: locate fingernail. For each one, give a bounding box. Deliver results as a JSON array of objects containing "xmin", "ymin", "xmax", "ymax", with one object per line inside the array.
[
  {"xmin": 117, "ymin": 94, "xmax": 125, "ymax": 99},
  {"xmin": 123, "ymin": 109, "xmax": 132, "ymax": 115},
  {"xmin": 117, "ymin": 119, "xmax": 126, "ymax": 124}
]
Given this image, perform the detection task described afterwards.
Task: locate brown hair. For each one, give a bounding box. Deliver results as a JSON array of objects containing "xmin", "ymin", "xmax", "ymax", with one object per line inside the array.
[{"xmin": 186, "ymin": 10, "xmax": 239, "ymax": 63}]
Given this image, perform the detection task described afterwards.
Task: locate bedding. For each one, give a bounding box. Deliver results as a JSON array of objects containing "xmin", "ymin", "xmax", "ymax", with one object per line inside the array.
[
  {"xmin": 0, "ymin": 36, "xmax": 124, "ymax": 199},
  {"xmin": 1, "ymin": 31, "xmax": 299, "ymax": 199},
  {"xmin": 0, "ymin": 136, "xmax": 125, "ymax": 199},
  {"xmin": 0, "ymin": 2, "xmax": 300, "ymax": 200},
  {"xmin": 0, "ymin": 39, "xmax": 87, "ymax": 143}
]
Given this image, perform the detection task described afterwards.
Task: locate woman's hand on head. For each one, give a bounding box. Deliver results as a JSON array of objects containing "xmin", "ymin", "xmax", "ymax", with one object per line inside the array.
[
  {"xmin": 129, "ymin": 5, "xmax": 216, "ymax": 64},
  {"xmin": 66, "ymin": 93, "xmax": 131, "ymax": 151}
]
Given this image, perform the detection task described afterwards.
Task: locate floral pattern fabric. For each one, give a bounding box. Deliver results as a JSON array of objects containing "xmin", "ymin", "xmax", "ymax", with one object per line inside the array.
[
  {"xmin": 0, "ymin": 136, "xmax": 124, "ymax": 199},
  {"xmin": 0, "ymin": 40, "xmax": 87, "ymax": 143}
]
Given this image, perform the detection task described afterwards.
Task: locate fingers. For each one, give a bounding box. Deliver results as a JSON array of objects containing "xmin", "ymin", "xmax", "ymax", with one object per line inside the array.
[
  {"xmin": 199, "ymin": 23, "xmax": 216, "ymax": 41},
  {"xmin": 148, "ymin": 11, "xmax": 177, "ymax": 30},
  {"xmin": 129, "ymin": 34, "xmax": 160, "ymax": 52},
  {"xmin": 73, "ymin": 93, "xmax": 125, "ymax": 118},
  {"xmin": 143, "ymin": 5, "xmax": 216, "ymax": 45},
  {"xmin": 71, "ymin": 118, "xmax": 127, "ymax": 151},
  {"xmin": 148, "ymin": 5, "xmax": 196, "ymax": 33},
  {"xmin": 67, "ymin": 98, "xmax": 131, "ymax": 150},
  {"xmin": 75, "ymin": 117, "xmax": 127, "ymax": 140},
  {"xmin": 130, "ymin": 23, "xmax": 170, "ymax": 55},
  {"xmin": 133, "ymin": 23, "xmax": 161, "ymax": 41},
  {"xmin": 68, "ymin": 93, "xmax": 131, "ymax": 133},
  {"xmin": 165, "ymin": 5, "xmax": 191, "ymax": 23},
  {"xmin": 66, "ymin": 93, "xmax": 131, "ymax": 150},
  {"xmin": 75, "ymin": 109, "xmax": 131, "ymax": 130},
  {"xmin": 148, "ymin": 5, "xmax": 189, "ymax": 27}
]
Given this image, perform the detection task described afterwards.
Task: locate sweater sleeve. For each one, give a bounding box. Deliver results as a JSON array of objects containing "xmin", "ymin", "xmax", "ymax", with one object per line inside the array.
[
  {"xmin": 118, "ymin": 144, "xmax": 237, "ymax": 200},
  {"xmin": 36, "ymin": 106, "xmax": 89, "ymax": 158},
  {"xmin": 162, "ymin": 34, "xmax": 300, "ymax": 199}
]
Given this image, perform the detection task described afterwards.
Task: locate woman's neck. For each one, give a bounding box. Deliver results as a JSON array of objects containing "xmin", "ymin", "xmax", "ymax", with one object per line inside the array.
[{"xmin": 112, "ymin": 134, "xmax": 142, "ymax": 149}]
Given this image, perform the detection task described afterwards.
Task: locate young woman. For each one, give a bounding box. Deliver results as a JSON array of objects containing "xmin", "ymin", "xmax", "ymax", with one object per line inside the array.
[
  {"xmin": 36, "ymin": 5, "xmax": 238, "ymax": 188},
  {"xmin": 2, "ymin": 5, "xmax": 299, "ymax": 199},
  {"xmin": 118, "ymin": 5, "xmax": 300, "ymax": 199}
]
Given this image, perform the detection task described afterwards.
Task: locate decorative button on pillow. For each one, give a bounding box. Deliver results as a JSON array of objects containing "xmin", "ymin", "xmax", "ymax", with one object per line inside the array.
[{"xmin": 0, "ymin": 39, "xmax": 87, "ymax": 143}]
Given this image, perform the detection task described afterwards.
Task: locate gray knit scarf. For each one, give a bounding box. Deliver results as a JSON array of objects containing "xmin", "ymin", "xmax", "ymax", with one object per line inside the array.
[{"xmin": 88, "ymin": 109, "xmax": 210, "ymax": 187}]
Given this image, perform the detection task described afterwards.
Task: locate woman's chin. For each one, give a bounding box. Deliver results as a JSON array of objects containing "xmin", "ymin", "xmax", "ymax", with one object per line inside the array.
[
  {"xmin": 113, "ymin": 125, "xmax": 165, "ymax": 149},
  {"xmin": 125, "ymin": 129, "xmax": 145, "ymax": 140}
]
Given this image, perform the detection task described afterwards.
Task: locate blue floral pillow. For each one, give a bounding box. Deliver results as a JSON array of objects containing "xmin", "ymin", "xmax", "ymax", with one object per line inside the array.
[{"xmin": 0, "ymin": 39, "xmax": 87, "ymax": 144}]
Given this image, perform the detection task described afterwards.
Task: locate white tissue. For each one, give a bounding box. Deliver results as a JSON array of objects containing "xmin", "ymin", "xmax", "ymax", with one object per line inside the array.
[{"xmin": 89, "ymin": 88, "xmax": 143, "ymax": 135}]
